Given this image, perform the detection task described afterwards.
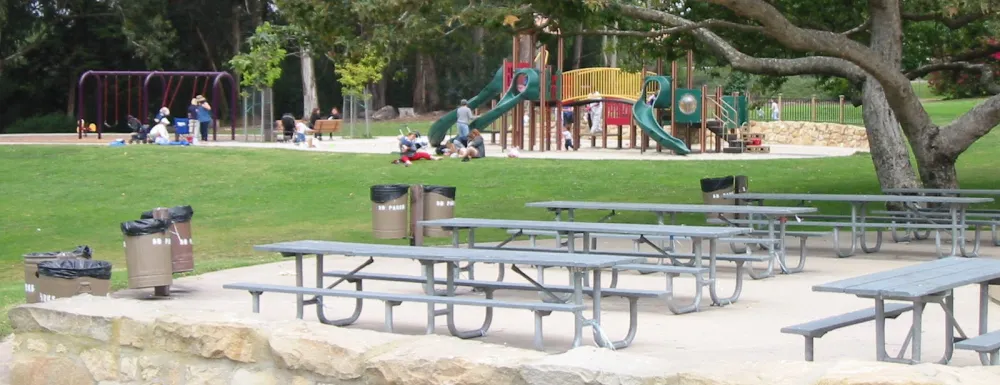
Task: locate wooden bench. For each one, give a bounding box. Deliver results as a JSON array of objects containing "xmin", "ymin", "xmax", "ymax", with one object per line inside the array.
[
  {"xmin": 780, "ymin": 303, "xmax": 915, "ymax": 361},
  {"xmin": 313, "ymin": 119, "xmax": 342, "ymax": 137},
  {"xmin": 955, "ymin": 330, "xmax": 1000, "ymax": 365},
  {"xmin": 223, "ymin": 282, "xmax": 586, "ymax": 349}
]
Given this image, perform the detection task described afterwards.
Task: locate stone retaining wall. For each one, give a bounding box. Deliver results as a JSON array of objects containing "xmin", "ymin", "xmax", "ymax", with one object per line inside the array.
[
  {"xmin": 748, "ymin": 121, "xmax": 869, "ymax": 149},
  {"xmin": 9, "ymin": 296, "xmax": 1000, "ymax": 385}
]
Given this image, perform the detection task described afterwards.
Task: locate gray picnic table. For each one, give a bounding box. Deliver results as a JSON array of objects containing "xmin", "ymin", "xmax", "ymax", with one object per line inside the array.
[
  {"xmin": 418, "ymin": 217, "xmax": 752, "ymax": 313},
  {"xmin": 524, "ymin": 201, "xmax": 818, "ymax": 275},
  {"xmin": 883, "ymin": 188, "xmax": 1000, "ymax": 247},
  {"xmin": 813, "ymin": 257, "xmax": 1000, "ymax": 365},
  {"xmin": 726, "ymin": 193, "xmax": 993, "ymax": 258},
  {"xmin": 246, "ymin": 240, "xmax": 646, "ymax": 350}
]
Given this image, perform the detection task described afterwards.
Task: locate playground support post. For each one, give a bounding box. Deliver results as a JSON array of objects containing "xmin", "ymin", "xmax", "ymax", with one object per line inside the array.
[{"xmin": 555, "ymin": 36, "xmax": 565, "ymax": 151}]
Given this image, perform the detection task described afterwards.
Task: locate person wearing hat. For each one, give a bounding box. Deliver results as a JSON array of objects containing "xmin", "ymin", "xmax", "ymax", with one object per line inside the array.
[
  {"xmin": 455, "ymin": 99, "xmax": 476, "ymax": 143},
  {"xmin": 194, "ymin": 95, "xmax": 213, "ymax": 141}
]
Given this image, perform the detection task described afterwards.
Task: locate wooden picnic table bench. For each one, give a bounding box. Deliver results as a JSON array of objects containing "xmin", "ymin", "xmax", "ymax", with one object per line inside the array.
[
  {"xmin": 802, "ymin": 257, "xmax": 1000, "ymax": 365},
  {"xmin": 229, "ymin": 240, "xmax": 646, "ymax": 351},
  {"xmin": 727, "ymin": 192, "xmax": 993, "ymax": 258},
  {"xmin": 418, "ymin": 217, "xmax": 751, "ymax": 314},
  {"xmin": 524, "ymin": 201, "xmax": 818, "ymax": 277},
  {"xmin": 312, "ymin": 119, "xmax": 342, "ymax": 137}
]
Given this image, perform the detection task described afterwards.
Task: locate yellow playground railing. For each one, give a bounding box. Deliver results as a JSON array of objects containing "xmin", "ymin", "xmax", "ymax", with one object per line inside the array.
[{"xmin": 561, "ymin": 67, "xmax": 658, "ymax": 104}]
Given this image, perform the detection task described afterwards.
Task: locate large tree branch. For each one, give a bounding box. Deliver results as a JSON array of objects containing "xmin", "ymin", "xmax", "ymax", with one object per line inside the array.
[
  {"xmin": 699, "ymin": 0, "xmax": 935, "ymax": 133},
  {"xmin": 612, "ymin": 5, "xmax": 866, "ymax": 82},
  {"xmin": 566, "ymin": 19, "xmax": 764, "ymax": 37},
  {"xmin": 901, "ymin": 10, "xmax": 986, "ymax": 29},
  {"xmin": 905, "ymin": 44, "xmax": 1000, "ymax": 79},
  {"xmin": 840, "ymin": 19, "xmax": 871, "ymax": 35},
  {"xmin": 940, "ymin": 93, "xmax": 1000, "ymax": 154}
]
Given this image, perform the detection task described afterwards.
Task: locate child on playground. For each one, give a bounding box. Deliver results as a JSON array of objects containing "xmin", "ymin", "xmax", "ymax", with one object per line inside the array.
[
  {"xmin": 562, "ymin": 127, "xmax": 573, "ymax": 150},
  {"xmin": 393, "ymin": 131, "xmax": 440, "ymax": 166}
]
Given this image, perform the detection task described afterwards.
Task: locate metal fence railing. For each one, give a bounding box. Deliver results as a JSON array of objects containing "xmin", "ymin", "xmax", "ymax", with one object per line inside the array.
[{"xmin": 746, "ymin": 94, "xmax": 863, "ymax": 125}]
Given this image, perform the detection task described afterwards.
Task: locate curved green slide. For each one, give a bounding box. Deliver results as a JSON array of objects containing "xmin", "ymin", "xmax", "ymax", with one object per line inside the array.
[
  {"xmin": 429, "ymin": 67, "xmax": 505, "ymax": 146},
  {"xmin": 633, "ymin": 76, "xmax": 691, "ymax": 155},
  {"xmin": 469, "ymin": 68, "xmax": 540, "ymax": 131}
]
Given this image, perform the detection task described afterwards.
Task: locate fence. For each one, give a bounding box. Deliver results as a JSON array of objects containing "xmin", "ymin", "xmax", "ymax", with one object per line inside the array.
[{"xmin": 746, "ymin": 94, "xmax": 863, "ymax": 125}]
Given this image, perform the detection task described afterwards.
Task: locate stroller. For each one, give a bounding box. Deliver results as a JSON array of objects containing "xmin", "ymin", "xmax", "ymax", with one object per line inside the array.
[
  {"xmin": 126, "ymin": 115, "xmax": 150, "ymax": 144},
  {"xmin": 279, "ymin": 114, "xmax": 296, "ymax": 142}
]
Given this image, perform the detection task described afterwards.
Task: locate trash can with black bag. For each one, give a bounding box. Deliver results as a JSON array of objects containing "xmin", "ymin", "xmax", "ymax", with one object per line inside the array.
[
  {"xmin": 142, "ymin": 205, "xmax": 196, "ymax": 273},
  {"xmin": 700, "ymin": 175, "xmax": 748, "ymax": 220},
  {"xmin": 23, "ymin": 246, "xmax": 92, "ymax": 303},
  {"xmin": 35, "ymin": 259, "xmax": 112, "ymax": 302},
  {"xmin": 422, "ymin": 185, "xmax": 457, "ymax": 237},
  {"xmin": 121, "ymin": 219, "xmax": 173, "ymax": 291},
  {"xmin": 371, "ymin": 184, "xmax": 410, "ymax": 239}
]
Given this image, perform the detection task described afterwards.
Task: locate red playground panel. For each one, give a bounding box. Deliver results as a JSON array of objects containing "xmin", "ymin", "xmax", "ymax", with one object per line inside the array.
[{"xmin": 604, "ymin": 102, "xmax": 632, "ymax": 126}]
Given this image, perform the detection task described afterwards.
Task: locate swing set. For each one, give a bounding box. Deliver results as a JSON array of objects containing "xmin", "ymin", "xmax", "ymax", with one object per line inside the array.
[{"xmin": 76, "ymin": 70, "xmax": 238, "ymax": 140}]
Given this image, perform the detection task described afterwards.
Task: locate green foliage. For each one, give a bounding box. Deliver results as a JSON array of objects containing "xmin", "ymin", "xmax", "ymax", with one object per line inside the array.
[
  {"xmin": 928, "ymin": 64, "xmax": 1000, "ymax": 99},
  {"xmin": 112, "ymin": 0, "xmax": 177, "ymax": 69},
  {"xmin": 6, "ymin": 113, "xmax": 77, "ymax": 134},
  {"xmin": 229, "ymin": 22, "xmax": 288, "ymax": 91},
  {"xmin": 335, "ymin": 48, "xmax": 387, "ymax": 96}
]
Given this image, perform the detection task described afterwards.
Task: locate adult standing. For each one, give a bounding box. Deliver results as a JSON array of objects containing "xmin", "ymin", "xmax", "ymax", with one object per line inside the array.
[
  {"xmin": 455, "ymin": 99, "xmax": 475, "ymax": 142},
  {"xmin": 187, "ymin": 98, "xmax": 200, "ymax": 143},
  {"xmin": 770, "ymin": 99, "xmax": 780, "ymax": 121},
  {"xmin": 194, "ymin": 95, "xmax": 213, "ymax": 141}
]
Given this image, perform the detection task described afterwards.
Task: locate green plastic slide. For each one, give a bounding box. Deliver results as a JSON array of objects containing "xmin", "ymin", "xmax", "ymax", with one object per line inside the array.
[
  {"xmin": 428, "ymin": 67, "xmax": 505, "ymax": 147},
  {"xmin": 469, "ymin": 68, "xmax": 540, "ymax": 131},
  {"xmin": 633, "ymin": 77, "xmax": 691, "ymax": 155}
]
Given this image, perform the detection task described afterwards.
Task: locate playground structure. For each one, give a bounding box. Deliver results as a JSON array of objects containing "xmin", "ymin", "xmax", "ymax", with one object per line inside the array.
[
  {"xmin": 76, "ymin": 71, "xmax": 239, "ymax": 140},
  {"xmin": 429, "ymin": 34, "xmax": 761, "ymax": 155}
]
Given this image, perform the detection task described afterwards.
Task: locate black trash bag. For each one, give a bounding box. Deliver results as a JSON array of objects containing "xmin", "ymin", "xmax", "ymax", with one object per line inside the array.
[
  {"xmin": 423, "ymin": 185, "xmax": 457, "ymax": 199},
  {"xmin": 120, "ymin": 219, "xmax": 169, "ymax": 236},
  {"xmin": 140, "ymin": 205, "xmax": 195, "ymax": 222},
  {"xmin": 37, "ymin": 259, "xmax": 112, "ymax": 280},
  {"xmin": 700, "ymin": 176, "xmax": 735, "ymax": 193},
  {"xmin": 23, "ymin": 245, "xmax": 93, "ymax": 260},
  {"xmin": 370, "ymin": 184, "xmax": 410, "ymax": 204}
]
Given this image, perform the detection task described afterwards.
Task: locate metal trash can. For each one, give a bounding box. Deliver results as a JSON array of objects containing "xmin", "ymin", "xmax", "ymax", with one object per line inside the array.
[
  {"xmin": 371, "ymin": 184, "xmax": 410, "ymax": 239},
  {"xmin": 23, "ymin": 246, "xmax": 92, "ymax": 304},
  {"xmin": 142, "ymin": 206, "xmax": 195, "ymax": 273},
  {"xmin": 121, "ymin": 219, "xmax": 173, "ymax": 289},
  {"xmin": 35, "ymin": 259, "xmax": 112, "ymax": 302},
  {"xmin": 422, "ymin": 185, "xmax": 457, "ymax": 237},
  {"xmin": 701, "ymin": 176, "xmax": 737, "ymax": 220}
]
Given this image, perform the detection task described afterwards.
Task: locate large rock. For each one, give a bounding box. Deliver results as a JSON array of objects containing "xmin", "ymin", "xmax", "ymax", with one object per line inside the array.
[{"xmin": 372, "ymin": 105, "xmax": 399, "ymax": 121}]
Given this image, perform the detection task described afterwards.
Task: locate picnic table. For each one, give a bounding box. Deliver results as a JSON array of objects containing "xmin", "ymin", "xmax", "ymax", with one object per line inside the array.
[
  {"xmin": 418, "ymin": 217, "xmax": 752, "ymax": 314},
  {"xmin": 225, "ymin": 240, "xmax": 648, "ymax": 350},
  {"xmin": 524, "ymin": 201, "xmax": 819, "ymax": 275},
  {"xmin": 809, "ymin": 257, "xmax": 1000, "ymax": 365},
  {"xmin": 884, "ymin": 188, "xmax": 1000, "ymax": 247},
  {"xmin": 726, "ymin": 193, "xmax": 993, "ymax": 258}
]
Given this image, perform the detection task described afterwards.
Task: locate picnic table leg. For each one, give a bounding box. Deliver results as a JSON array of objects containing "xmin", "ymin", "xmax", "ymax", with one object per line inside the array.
[
  {"xmin": 708, "ymin": 238, "xmax": 742, "ymax": 306},
  {"xmin": 874, "ymin": 298, "xmax": 888, "ymax": 361},
  {"xmin": 590, "ymin": 268, "xmax": 636, "ymax": 350},
  {"xmin": 939, "ymin": 293, "xmax": 957, "ymax": 364},
  {"xmin": 571, "ymin": 269, "xmax": 585, "ymax": 348},
  {"xmin": 315, "ymin": 254, "xmax": 363, "ymax": 326},
  {"xmin": 295, "ymin": 253, "xmax": 304, "ymax": 319},
  {"xmin": 446, "ymin": 261, "xmax": 493, "ymax": 339},
  {"xmin": 832, "ymin": 203, "xmax": 861, "ymax": 258},
  {"xmin": 423, "ymin": 262, "xmax": 438, "ymax": 334},
  {"xmin": 858, "ymin": 203, "xmax": 883, "ymax": 253},
  {"xmin": 935, "ymin": 206, "xmax": 963, "ymax": 258},
  {"xmin": 744, "ymin": 216, "xmax": 776, "ymax": 280},
  {"xmin": 553, "ymin": 208, "xmax": 563, "ymax": 249},
  {"xmin": 958, "ymin": 207, "xmax": 982, "ymax": 257},
  {"xmin": 979, "ymin": 283, "xmax": 992, "ymax": 365}
]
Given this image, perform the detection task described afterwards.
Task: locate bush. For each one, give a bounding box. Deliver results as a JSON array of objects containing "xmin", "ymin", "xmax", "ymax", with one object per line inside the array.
[
  {"xmin": 927, "ymin": 62, "xmax": 1000, "ymax": 99},
  {"xmin": 5, "ymin": 113, "xmax": 78, "ymax": 134}
]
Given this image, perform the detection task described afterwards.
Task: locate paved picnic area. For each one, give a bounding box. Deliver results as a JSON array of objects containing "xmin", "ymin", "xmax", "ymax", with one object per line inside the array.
[{"xmin": 112, "ymin": 234, "xmax": 1000, "ymax": 367}]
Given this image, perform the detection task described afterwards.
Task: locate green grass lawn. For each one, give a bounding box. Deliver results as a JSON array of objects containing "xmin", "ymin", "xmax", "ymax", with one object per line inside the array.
[{"xmin": 0, "ymin": 97, "xmax": 997, "ymax": 336}]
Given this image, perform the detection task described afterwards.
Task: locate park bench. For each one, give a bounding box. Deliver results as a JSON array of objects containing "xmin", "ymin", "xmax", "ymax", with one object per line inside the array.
[
  {"xmin": 871, "ymin": 209, "xmax": 999, "ymax": 247},
  {"xmin": 312, "ymin": 119, "xmax": 342, "ymax": 138},
  {"xmin": 954, "ymin": 330, "xmax": 1000, "ymax": 365},
  {"xmin": 780, "ymin": 303, "xmax": 915, "ymax": 362}
]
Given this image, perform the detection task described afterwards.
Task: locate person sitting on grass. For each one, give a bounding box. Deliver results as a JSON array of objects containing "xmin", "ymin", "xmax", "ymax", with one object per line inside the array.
[
  {"xmin": 294, "ymin": 120, "xmax": 316, "ymax": 148},
  {"xmin": 147, "ymin": 118, "xmax": 171, "ymax": 144},
  {"xmin": 458, "ymin": 129, "xmax": 486, "ymax": 162},
  {"xmin": 392, "ymin": 131, "xmax": 439, "ymax": 166}
]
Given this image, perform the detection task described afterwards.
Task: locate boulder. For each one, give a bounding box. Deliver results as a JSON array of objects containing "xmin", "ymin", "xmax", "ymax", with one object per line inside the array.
[{"xmin": 372, "ymin": 105, "xmax": 399, "ymax": 121}]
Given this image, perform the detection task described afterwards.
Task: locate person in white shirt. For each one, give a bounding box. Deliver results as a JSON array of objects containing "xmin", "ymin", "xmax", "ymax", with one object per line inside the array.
[
  {"xmin": 294, "ymin": 121, "xmax": 316, "ymax": 148},
  {"xmin": 147, "ymin": 118, "xmax": 171, "ymax": 144},
  {"xmin": 562, "ymin": 127, "xmax": 573, "ymax": 150},
  {"xmin": 770, "ymin": 99, "xmax": 780, "ymax": 121}
]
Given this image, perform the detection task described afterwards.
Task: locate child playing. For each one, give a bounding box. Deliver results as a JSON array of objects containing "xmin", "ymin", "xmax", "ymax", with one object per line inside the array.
[
  {"xmin": 392, "ymin": 132, "xmax": 439, "ymax": 166},
  {"xmin": 294, "ymin": 121, "xmax": 316, "ymax": 148},
  {"xmin": 562, "ymin": 127, "xmax": 573, "ymax": 150}
]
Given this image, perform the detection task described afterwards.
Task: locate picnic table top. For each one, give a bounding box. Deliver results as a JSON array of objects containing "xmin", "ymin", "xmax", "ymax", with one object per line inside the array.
[
  {"xmin": 525, "ymin": 201, "xmax": 817, "ymax": 215},
  {"xmin": 883, "ymin": 188, "xmax": 1000, "ymax": 196},
  {"xmin": 813, "ymin": 257, "xmax": 1000, "ymax": 298},
  {"xmin": 725, "ymin": 192, "xmax": 993, "ymax": 204},
  {"xmin": 418, "ymin": 217, "xmax": 752, "ymax": 238},
  {"xmin": 254, "ymin": 240, "xmax": 647, "ymax": 269}
]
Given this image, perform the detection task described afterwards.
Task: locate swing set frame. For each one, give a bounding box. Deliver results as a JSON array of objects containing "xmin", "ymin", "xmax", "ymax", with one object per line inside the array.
[{"xmin": 77, "ymin": 70, "xmax": 238, "ymax": 140}]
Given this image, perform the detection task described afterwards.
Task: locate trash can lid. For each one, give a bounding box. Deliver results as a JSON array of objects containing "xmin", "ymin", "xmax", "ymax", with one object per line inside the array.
[
  {"xmin": 37, "ymin": 259, "xmax": 112, "ymax": 280},
  {"xmin": 700, "ymin": 176, "xmax": 735, "ymax": 192},
  {"xmin": 370, "ymin": 184, "xmax": 410, "ymax": 204},
  {"xmin": 423, "ymin": 185, "xmax": 457, "ymax": 198},
  {"xmin": 23, "ymin": 246, "xmax": 93, "ymax": 261}
]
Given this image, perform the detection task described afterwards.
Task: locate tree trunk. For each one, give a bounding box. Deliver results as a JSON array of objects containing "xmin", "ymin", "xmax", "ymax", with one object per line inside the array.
[
  {"xmin": 473, "ymin": 27, "xmax": 485, "ymax": 78},
  {"xmin": 609, "ymin": 22, "xmax": 618, "ymax": 67},
  {"xmin": 66, "ymin": 72, "xmax": 77, "ymax": 116},
  {"xmin": 572, "ymin": 35, "xmax": 583, "ymax": 69},
  {"xmin": 860, "ymin": 0, "xmax": 920, "ymax": 190},
  {"xmin": 300, "ymin": 49, "xmax": 319, "ymax": 117},
  {"xmin": 230, "ymin": 4, "xmax": 243, "ymax": 86},
  {"xmin": 368, "ymin": 63, "xmax": 392, "ymax": 110},
  {"xmin": 412, "ymin": 52, "xmax": 440, "ymax": 112}
]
